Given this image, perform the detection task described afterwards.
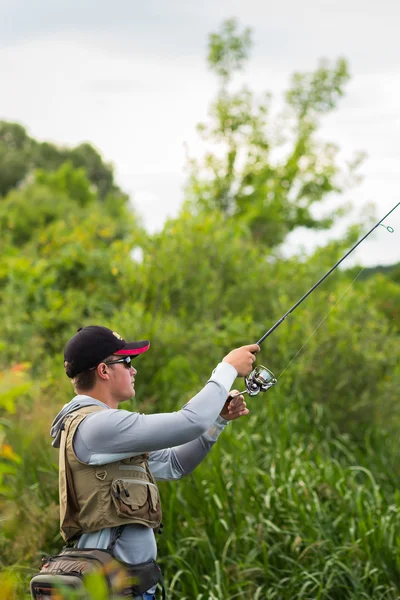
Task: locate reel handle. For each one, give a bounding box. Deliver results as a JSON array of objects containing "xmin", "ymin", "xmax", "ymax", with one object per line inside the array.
[{"xmin": 225, "ymin": 390, "xmax": 247, "ymax": 404}]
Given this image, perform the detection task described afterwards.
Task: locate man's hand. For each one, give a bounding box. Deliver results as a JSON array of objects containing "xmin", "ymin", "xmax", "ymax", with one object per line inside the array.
[
  {"xmin": 222, "ymin": 344, "xmax": 260, "ymax": 377},
  {"xmin": 220, "ymin": 390, "xmax": 249, "ymax": 421}
]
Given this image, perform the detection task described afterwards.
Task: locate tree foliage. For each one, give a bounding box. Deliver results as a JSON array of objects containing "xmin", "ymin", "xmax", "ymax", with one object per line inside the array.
[
  {"xmin": 0, "ymin": 121, "xmax": 126, "ymax": 201},
  {"xmin": 207, "ymin": 18, "xmax": 252, "ymax": 83},
  {"xmin": 185, "ymin": 20, "xmax": 362, "ymax": 246}
]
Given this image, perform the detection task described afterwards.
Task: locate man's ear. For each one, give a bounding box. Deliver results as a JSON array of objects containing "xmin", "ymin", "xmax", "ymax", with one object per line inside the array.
[{"xmin": 97, "ymin": 363, "xmax": 109, "ymax": 381}]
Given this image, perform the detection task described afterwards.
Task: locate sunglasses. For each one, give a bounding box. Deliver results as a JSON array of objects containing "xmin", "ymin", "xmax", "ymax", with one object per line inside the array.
[
  {"xmin": 103, "ymin": 356, "xmax": 133, "ymax": 369},
  {"xmin": 89, "ymin": 356, "xmax": 134, "ymax": 372}
]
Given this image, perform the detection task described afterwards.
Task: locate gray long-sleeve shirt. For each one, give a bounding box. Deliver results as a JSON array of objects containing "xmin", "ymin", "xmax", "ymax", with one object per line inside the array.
[{"xmin": 51, "ymin": 362, "xmax": 238, "ymax": 576}]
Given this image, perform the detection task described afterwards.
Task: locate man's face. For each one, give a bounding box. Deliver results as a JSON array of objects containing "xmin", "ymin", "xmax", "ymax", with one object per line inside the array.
[{"xmin": 106, "ymin": 355, "xmax": 137, "ymax": 403}]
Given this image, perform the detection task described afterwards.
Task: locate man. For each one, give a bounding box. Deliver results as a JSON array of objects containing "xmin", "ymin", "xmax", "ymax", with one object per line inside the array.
[{"xmin": 51, "ymin": 325, "xmax": 260, "ymax": 599}]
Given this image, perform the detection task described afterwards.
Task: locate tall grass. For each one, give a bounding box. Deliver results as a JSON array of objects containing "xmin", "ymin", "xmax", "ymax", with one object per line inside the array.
[
  {"xmin": 155, "ymin": 389, "xmax": 400, "ymax": 599},
  {"xmin": 1, "ymin": 306, "xmax": 400, "ymax": 598}
]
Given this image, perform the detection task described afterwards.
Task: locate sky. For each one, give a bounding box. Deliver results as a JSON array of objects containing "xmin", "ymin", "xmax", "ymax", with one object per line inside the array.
[{"xmin": 1, "ymin": 0, "xmax": 399, "ymax": 266}]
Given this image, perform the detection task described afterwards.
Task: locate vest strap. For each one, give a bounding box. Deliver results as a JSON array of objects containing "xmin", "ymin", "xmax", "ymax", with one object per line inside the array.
[
  {"xmin": 59, "ymin": 423, "xmax": 82, "ymax": 541},
  {"xmin": 107, "ymin": 525, "xmax": 125, "ymax": 553}
]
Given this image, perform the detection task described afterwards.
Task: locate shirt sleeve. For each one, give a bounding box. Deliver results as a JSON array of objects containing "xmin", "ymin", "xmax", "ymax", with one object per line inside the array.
[
  {"xmin": 74, "ymin": 362, "xmax": 237, "ymax": 464},
  {"xmin": 148, "ymin": 415, "xmax": 229, "ymax": 480}
]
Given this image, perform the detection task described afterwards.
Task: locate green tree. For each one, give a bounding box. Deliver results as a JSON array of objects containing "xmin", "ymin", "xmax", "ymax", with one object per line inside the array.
[
  {"xmin": 0, "ymin": 122, "xmax": 34, "ymax": 197},
  {"xmin": 0, "ymin": 121, "xmax": 126, "ymax": 201},
  {"xmin": 0, "ymin": 162, "xmax": 144, "ymax": 363},
  {"xmin": 185, "ymin": 18, "xmax": 363, "ymax": 245}
]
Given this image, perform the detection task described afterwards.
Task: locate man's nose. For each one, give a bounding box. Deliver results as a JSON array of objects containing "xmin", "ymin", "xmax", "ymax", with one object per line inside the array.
[{"xmin": 130, "ymin": 366, "xmax": 137, "ymax": 375}]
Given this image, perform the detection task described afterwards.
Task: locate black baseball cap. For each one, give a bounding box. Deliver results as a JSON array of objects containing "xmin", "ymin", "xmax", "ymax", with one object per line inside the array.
[{"xmin": 64, "ymin": 325, "xmax": 150, "ymax": 378}]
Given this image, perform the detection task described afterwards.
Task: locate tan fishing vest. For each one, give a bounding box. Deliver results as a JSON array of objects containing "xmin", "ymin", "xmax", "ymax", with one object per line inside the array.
[{"xmin": 59, "ymin": 405, "xmax": 162, "ymax": 542}]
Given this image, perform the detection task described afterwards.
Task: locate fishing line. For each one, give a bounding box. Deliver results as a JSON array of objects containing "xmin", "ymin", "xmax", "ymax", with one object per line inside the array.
[
  {"xmin": 232, "ymin": 201, "xmax": 400, "ymax": 399},
  {"xmin": 278, "ymin": 267, "xmax": 365, "ymax": 379}
]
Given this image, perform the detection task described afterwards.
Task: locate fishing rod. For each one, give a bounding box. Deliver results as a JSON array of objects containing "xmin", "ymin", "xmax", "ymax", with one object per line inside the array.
[{"xmin": 239, "ymin": 201, "xmax": 400, "ymax": 398}]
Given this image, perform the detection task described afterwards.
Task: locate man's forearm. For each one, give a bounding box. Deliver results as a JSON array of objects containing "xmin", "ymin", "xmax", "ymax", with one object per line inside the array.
[{"xmin": 149, "ymin": 416, "xmax": 229, "ymax": 480}]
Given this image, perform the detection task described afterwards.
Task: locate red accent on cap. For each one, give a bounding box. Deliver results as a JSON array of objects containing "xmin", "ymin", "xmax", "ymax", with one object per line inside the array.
[{"xmin": 114, "ymin": 343, "xmax": 150, "ymax": 356}]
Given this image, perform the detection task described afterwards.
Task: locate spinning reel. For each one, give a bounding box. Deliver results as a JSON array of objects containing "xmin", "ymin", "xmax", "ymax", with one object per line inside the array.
[{"xmin": 243, "ymin": 365, "xmax": 277, "ymax": 396}]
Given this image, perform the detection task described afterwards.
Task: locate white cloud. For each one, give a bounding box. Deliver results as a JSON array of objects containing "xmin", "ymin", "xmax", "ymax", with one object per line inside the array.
[{"xmin": 0, "ymin": 3, "xmax": 399, "ymax": 266}]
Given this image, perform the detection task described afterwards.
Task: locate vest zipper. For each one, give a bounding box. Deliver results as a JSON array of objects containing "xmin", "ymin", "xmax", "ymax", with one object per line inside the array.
[{"xmin": 118, "ymin": 478, "xmax": 158, "ymax": 489}]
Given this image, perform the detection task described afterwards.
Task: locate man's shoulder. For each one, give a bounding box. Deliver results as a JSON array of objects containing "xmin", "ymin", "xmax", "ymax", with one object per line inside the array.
[
  {"xmin": 64, "ymin": 405, "xmax": 110, "ymax": 440},
  {"xmin": 74, "ymin": 406, "xmax": 139, "ymax": 432}
]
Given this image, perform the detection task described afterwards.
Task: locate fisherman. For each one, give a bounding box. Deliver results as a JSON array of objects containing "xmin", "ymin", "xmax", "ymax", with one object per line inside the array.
[{"xmin": 50, "ymin": 325, "xmax": 260, "ymax": 599}]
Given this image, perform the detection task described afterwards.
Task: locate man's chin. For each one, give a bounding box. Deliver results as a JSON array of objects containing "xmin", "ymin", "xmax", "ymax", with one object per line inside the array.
[{"xmin": 118, "ymin": 389, "xmax": 136, "ymax": 404}]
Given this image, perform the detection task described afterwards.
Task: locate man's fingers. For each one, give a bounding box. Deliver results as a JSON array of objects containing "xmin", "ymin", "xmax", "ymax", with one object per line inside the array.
[
  {"xmin": 230, "ymin": 407, "xmax": 250, "ymax": 418},
  {"xmin": 223, "ymin": 344, "xmax": 260, "ymax": 377},
  {"xmin": 228, "ymin": 391, "xmax": 244, "ymax": 406},
  {"xmin": 228, "ymin": 400, "xmax": 247, "ymax": 414},
  {"xmin": 246, "ymin": 343, "xmax": 260, "ymax": 354}
]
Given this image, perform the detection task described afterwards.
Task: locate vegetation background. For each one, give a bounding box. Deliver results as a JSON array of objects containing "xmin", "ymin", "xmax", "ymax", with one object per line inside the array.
[{"xmin": 1, "ymin": 19, "xmax": 400, "ymax": 600}]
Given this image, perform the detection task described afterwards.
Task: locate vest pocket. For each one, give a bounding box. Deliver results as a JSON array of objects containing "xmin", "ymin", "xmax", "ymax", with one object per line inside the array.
[
  {"xmin": 111, "ymin": 478, "xmax": 159, "ymax": 518},
  {"xmin": 148, "ymin": 485, "xmax": 160, "ymax": 513}
]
